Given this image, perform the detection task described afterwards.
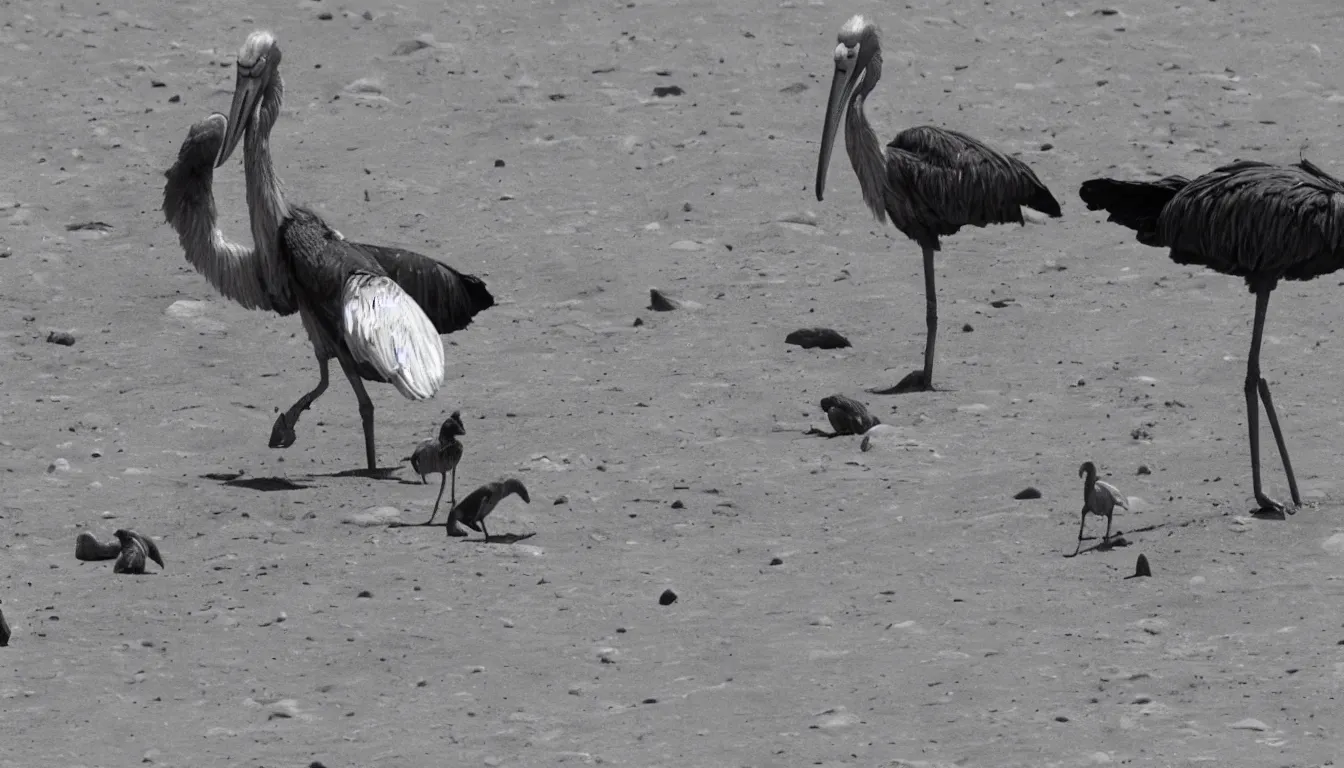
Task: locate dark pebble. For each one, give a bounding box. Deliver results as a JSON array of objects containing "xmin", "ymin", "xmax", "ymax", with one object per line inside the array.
[
  {"xmin": 1137, "ymin": 465, "xmax": 1151, "ymax": 475},
  {"xmin": 962, "ymin": 323, "xmax": 973, "ymax": 332},
  {"xmin": 168, "ymin": 94, "xmax": 181, "ymax": 103},
  {"xmin": 670, "ymin": 500, "xmax": 684, "ymax": 509},
  {"xmin": 658, "ymin": 589, "xmax": 677, "ymax": 606},
  {"xmin": 633, "ymin": 317, "xmax": 644, "ymax": 327},
  {"xmin": 1039, "ymin": 142, "xmax": 1054, "ymax": 151},
  {"xmin": 46, "ymin": 330, "xmax": 76, "ymax": 346},
  {"xmin": 642, "ymin": 697, "xmax": 658, "ymax": 704},
  {"xmin": 784, "ymin": 327, "xmax": 851, "ymax": 349},
  {"xmin": 357, "ymin": 590, "xmax": 373, "ymax": 598},
  {"xmin": 769, "ymin": 557, "xmax": 783, "ymax": 566},
  {"xmin": 649, "ymin": 289, "xmax": 679, "ymax": 312},
  {"xmin": 1013, "ymin": 486, "xmax": 1042, "ymax": 500},
  {"xmin": 317, "ymin": 11, "xmax": 333, "ymax": 19},
  {"xmin": 652, "ymin": 85, "xmax": 684, "ymax": 98}
]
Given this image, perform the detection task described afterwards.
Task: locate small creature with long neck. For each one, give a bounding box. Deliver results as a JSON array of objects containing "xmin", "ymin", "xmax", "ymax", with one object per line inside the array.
[
  {"xmin": 408, "ymin": 411, "xmax": 467, "ymax": 525},
  {"xmin": 447, "ymin": 478, "xmax": 531, "ymax": 541},
  {"xmin": 1067, "ymin": 462, "xmax": 1128, "ymax": 557}
]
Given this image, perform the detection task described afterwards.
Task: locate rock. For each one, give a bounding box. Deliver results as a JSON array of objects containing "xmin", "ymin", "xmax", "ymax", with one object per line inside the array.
[
  {"xmin": 357, "ymin": 590, "xmax": 373, "ymax": 598},
  {"xmin": 494, "ymin": 159, "xmax": 505, "ymax": 167},
  {"xmin": 345, "ymin": 77, "xmax": 383, "ymax": 94},
  {"xmin": 652, "ymin": 85, "xmax": 684, "ymax": 97},
  {"xmin": 769, "ymin": 557, "xmax": 783, "ymax": 566},
  {"xmin": 777, "ymin": 211, "xmax": 818, "ymax": 226},
  {"xmin": 1228, "ymin": 717, "xmax": 1269, "ymax": 731},
  {"xmin": 785, "ymin": 327, "xmax": 851, "ymax": 349},
  {"xmin": 1013, "ymin": 487, "xmax": 1042, "ymax": 500},
  {"xmin": 46, "ymin": 330, "xmax": 76, "ymax": 346},
  {"xmin": 47, "ymin": 458, "xmax": 70, "ymax": 474},
  {"xmin": 962, "ymin": 323, "xmax": 973, "ymax": 332},
  {"xmin": 317, "ymin": 10, "xmax": 333, "ymax": 20},
  {"xmin": 75, "ymin": 531, "xmax": 121, "ymax": 561},
  {"xmin": 813, "ymin": 707, "xmax": 859, "ymax": 730},
  {"xmin": 343, "ymin": 506, "xmax": 402, "ymax": 526},
  {"xmin": 1322, "ymin": 532, "xmax": 1344, "ymax": 555},
  {"xmin": 1137, "ymin": 464, "xmax": 1151, "ymax": 475},
  {"xmin": 658, "ymin": 588, "xmax": 677, "ymax": 606},
  {"xmin": 668, "ymin": 239, "xmax": 703, "ymax": 251},
  {"xmin": 649, "ymin": 289, "xmax": 680, "ymax": 311},
  {"xmin": 393, "ymin": 38, "xmax": 434, "ymax": 56}
]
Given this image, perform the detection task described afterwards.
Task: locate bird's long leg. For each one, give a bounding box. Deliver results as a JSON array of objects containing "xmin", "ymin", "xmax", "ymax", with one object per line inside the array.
[
  {"xmin": 269, "ymin": 357, "xmax": 330, "ymax": 449},
  {"xmin": 422, "ymin": 473, "xmax": 448, "ymax": 526},
  {"xmin": 1102, "ymin": 511, "xmax": 1113, "ymax": 542},
  {"xmin": 870, "ymin": 245, "xmax": 937, "ymax": 395},
  {"xmin": 336, "ymin": 356, "xmax": 379, "ymax": 471},
  {"xmin": 1257, "ymin": 378, "xmax": 1302, "ymax": 511},
  {"xmin": 480, "ymin": 520, "xmax": 490, "ymax": 542},
  {"xmin": 1245, "ymin": 289, "xmax": 1285, "ymax": 514},
  {"xmin": 1066, "ymin": 507, "xmax": 1088, "ymax": 557}
]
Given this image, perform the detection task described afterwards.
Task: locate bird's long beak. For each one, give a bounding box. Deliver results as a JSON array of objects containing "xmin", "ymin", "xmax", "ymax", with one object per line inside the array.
[
  {"xmin": 816, "ymin": 62, "xmax": 860, "ymax": 202},
  {"xmin": 217, "ymin": 71, "xmax": 264, "ymax": 168}
]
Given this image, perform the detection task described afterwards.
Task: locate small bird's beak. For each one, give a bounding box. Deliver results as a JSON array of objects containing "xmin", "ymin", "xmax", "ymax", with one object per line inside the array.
[
  {"xmin": 217, "ymin": 70, "xmax": 264, "ymax": 168},
  {"xmin": 817, "ymin": 59, "xmax": 860, "ymax": 202}
]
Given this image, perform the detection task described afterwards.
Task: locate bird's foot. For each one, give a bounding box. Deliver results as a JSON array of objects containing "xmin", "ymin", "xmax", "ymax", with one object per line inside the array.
[
  {"xmin": 445, "ymin": 524, "xmax": 468, "ymax": 537},
  {"xmin": 1251, "ymin": 493, "xmax": 1291, "ymax": 519},
  {"xmin": 867, "ymin": 370, "xmax": 932, "ymax": 395},
  {"xmin": 268, "ymin": 413, "xmax": 297, "ymax": 449}
]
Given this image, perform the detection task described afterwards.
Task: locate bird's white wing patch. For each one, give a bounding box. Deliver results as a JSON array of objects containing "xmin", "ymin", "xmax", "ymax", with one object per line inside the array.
[
  {"xmin": 1096, "ymin": 481, "xmax": 1129, "ymax": 509},
  {"xmin": 341, "ymin": 274, "xmax": 445, "ymax": 401}
]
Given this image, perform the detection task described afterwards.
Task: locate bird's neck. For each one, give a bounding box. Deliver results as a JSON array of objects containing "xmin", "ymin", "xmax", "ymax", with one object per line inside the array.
[
  {"xmin": 244, "ymin": 72, "xmax": 293, "ymax": 271},
  {"xmin": 844, "ymin": 63, "xmax": 889, "ymax": 222},
  {"xmin": 164, "ymin": 165, "xmax": 261, "ymax": 304}
]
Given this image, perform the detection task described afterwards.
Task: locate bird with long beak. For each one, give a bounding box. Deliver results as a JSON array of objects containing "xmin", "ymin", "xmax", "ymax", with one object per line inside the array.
[{"xmin": 816, "ymin": 15, "xmax": 1061, "ymax": 395}]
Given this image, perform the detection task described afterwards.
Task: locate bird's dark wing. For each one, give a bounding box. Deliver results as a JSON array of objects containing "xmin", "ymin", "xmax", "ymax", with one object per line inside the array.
[
  {"xmin": 139, "ymin": 535, "xmax": 165, "ymax": 569},
  {"xmin": 1159, "ymin": 160, "xmax": 1344, "ymax": 285},
  {"xmin": 354, "ymin": 244, "xmax": 495, "ymax": 335},
  {"xmin": 887, "ymin": 126, "xmax": 1062, "ymax": 240},
  {"xmin": 1078, "ymin": 175, "xmax": 1190, "ymax": 247}
]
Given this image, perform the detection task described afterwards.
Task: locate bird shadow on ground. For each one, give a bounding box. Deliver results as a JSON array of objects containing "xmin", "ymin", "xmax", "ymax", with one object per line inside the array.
[
  {"xmin": 804, "ymin": 427, "xmax": 846, "ymax": 439},
  {"xmin": 479, "ymin": 533, "xmax": 537, "ymax": 545},
  {"xmin": 200, "ymin": 473, "xmax": 312, "ymax": 492},
  {"xmin": 308, "ymin": 467, "xmax": 404, "ymax": 481}
]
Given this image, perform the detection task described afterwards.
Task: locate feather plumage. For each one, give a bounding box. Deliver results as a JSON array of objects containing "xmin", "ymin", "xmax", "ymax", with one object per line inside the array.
[{"xmin": 342, "ymin": 273, "xmax": 445, "ymax": 401}]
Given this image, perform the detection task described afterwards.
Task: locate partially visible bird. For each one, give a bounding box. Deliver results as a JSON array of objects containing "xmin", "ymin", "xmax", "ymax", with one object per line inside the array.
[
  {"xmin": 112, "ymin": 530, "xmax": 165, "ymax": 575},
  {"xmin": 820, "ymin": 394, "xmax": 881, "ymax": 436},
  {"xmin": 815, "ymin": 15, "xmax": 1061, "ymax": 395},
  {"xmin": 409, "ymin": 411, "xmax": 466, "ymax": 525},
  {"xmin": 1067, "ymin": 462, "xmax": 1128, "ymax": 557},
  {"xmin": 0, "ymin": 606, "xmax": 9, "ymax": 647},
  {"xmin": 1078, "ymin": 158, "xmax": 1344, "ymax": 514},
  {"xmin": 447, "ymin": 478, "xmax": 531, "ymax": 541},
  {"xmin": 167, "ymin": 30, "xmax": 494, "ymax": 473}
]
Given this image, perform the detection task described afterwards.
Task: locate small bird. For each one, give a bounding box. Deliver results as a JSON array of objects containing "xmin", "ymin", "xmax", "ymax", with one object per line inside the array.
[
  {"xmin": 112, "ymin": 530, "xmax": 165, "ymax": 575},
  {"xmin": 1067, "ymin": 462, "xmax": 1129, "ymax": 557},
  {"xmin": 820, "ymin": 394, "xmax": 881, "ymax": 436},
  {"xmin": 0, "ymin": 606, "xmax": 9, "ymax": 647},
  {"xmin": 409, "ymin": 411, "xmax": 466, "ymax": 525},
  {"xmin": 447, "ymin": 478, "xmax": 531, "ymax": 541}
]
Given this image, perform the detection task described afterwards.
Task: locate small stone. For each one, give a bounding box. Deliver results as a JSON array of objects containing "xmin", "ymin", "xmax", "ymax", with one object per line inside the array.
[
  {"xmin": 361, "ymin": 10, "xmax": 373, "ymax": 20},
  {"xmin": 962, "ymin": 323, "xmax": 973, "ymax": 332},
  {"xmin": 649, "ymin": 289, "xmax": 680, "ymax": 311},
  {"xmin": 1040, "ymin": 142, "xmax": 1054, "ymax": 151},
  {"xmin": 597, "ymin": 648, "xmax": 618, "ymax": 663},
  {"xmin": 269, "ymin": 699, "xmax": 302, "ymax": 719},
  {"xmin": 47, "ymin": 458, "xmax": 71, "ymax": 473},
  {"xmin": 682, "ymin": 202, "xmax": 693, "ymax": 212},
  {"xmin": 670, "ymin": 500, "xmax": 684, "ymax": 509},
  {"xmin": 1137, "ymin": 465, "xmax": 1151, "ymax": 475},
  {"xmin": 810, "ymin": 616, "xmax": 833, "ymax": 627},
  {"xmin": 1228, "ymin": 717, "xmax": 1269, "ymax": 731},
  {"xmin": 777, "ymin": 211, "xmax": 818, "ymax": 226},
  {"xmin": 553, "ymin": 495, "xmax": 569, "ymax": 504},
  {"xmin": 652, "ymin": 85, "xmax": 684, "ymax": 97},
  {"xmin": 357, "ymin": 590, "xmax": 373, "ymax": 598},
  {"xmin": 642, "ymin": 697, "xmax": 658, "ymax": 704},
  {"xmin": 46, "ymin": 330, "xmax": 76, "ymax": 346},
  {"xmin": 1014, "ymin": 486, "xmax": 1042, "ymax": 500},
  {"xmin": 345, "ymin": 77, "xmax": 383, "ymax": 94},
  {"xmin": 658, "ymin": 588, "xmax": 677, "ymax": 606},
  {"xmin": 494, "ymin": 159, "xmax": 505, "ymax": 167},
  {"xmin": 317, "ymin": 10, "xmax": 333, "ymax": 19},
  {"xmin": 632, "ymin": 317, "xmax": 644, "ymax": 327},
  {"xmin": 769, "ymin": 557, "xmax": 783, "ymax": 566},
  {"xmin": 501, "ymin": 618, "xmax": 515, "ymax": 628},
  {"xmin": 785, "ymin": 327, "xmax": 851, "ymax": 350}
]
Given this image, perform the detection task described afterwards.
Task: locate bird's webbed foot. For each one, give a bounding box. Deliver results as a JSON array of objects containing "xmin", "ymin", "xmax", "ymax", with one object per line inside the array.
[
  {"xmin": 868, "ymin": 370, "xmax": 932, "ymax": 395},
  {"xmin": 269, "ymin": 413, "xmax": 297, "ymax": 449}
]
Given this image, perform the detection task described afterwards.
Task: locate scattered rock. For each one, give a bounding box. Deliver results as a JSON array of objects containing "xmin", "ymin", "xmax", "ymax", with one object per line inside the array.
[
  {"xmin": 1228, "ymin": 717, "xmax": 1268, "ymax": 731},
  {"xmin": 46, "ymin": 330, "xmax": 76, "ymax": 346},
  {"xmin": 785, "ymin": 327, "xmax": 851, "ymax": 349},
  {"xmin": 1125, "ymin": 554, "xmax": 1152, "ymax": 579},
  {"xmin": 345, "ymin": 77, "xmax": 384, "ymax": 95},
  {"xmin": 670, "ymin": 500, "xmax": 684, "ymax": 509},
  {"xmin": 777, "ymin": 211, "xmax": 818, "ymax": 226},
  {"xmin": 989, "ymin": 298, "xmax": 1015, "ymax": 309},
  {"xmin": 344, "ymin": 506, "xmax": 402, "ymax": 526},
  {"xmin": 962, "ymin": 323, "xmax": 973, "ymax": 332},
  {"xmin": 357, "ymin": 590, "xmax": 373, "ymax": 598},
  {"xmin": 652, "ymin": 85, "xmax": 684, "ymax": 97},
  {"xmin": 658, "ymin": 588, "xmax": 678, "ymax": 606},
  {"xmin": 553, "ymin": 495, "xmax": 569, "ymax": 504},
  {"xmin": 317, "ymin": 10, "xmax": 333, "ymax": 20},
  {"xmin": 860, "ymin": 424, "xmax": 910, "ymax": 452},
  {"xmin": 649, "ymin": 289, "xmax": 680, "ymax": 311},
  {"xmin": 1137, "ymin": 464, "xmax": 1151, "ymax": 475},
  {"xmin": 494, "ymin": 159, "xmax": 505, "ymax": 167},
  {"xmin": 75, "ymin": 531, "xmax": 121, "ymax": 561},
  {"xmin": 393, "ymin": 37, "xmax": 435, "ymax": 56},
  {"xmin": 813, "ymin": 706, "xmax": 859, "ymax": 730},
  {"xmin": 769, "ymin": 557, "xmax": 783, "ymax": 566},
  {"xmin": 1013, "ymin": 487, "xmax": 1042, "ymax": 500},
  {"xmin": 47, "ymin": 458, "xmax": 70, "ymax": 474}
]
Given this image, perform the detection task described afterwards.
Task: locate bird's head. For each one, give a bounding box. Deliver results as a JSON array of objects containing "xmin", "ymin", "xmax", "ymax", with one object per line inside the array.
[
  {"xmin": 817, "ymin": 15, "xmax": 883, "ymax": 202},
  {"xmin": 502, "ymin": 477, "xmax": 531, "ymax": 504},
  {"xmin": 217, "ymin": 30, "xmax": 283, "ymax": 169},
  {"xmin": 163, "ymin": 113, "xmax": 228, "ymax": 226},
  {"xmin": 1078, "ymin": 461, "xmax": 1097, "ymax": 480},
  {"xmin": 440, "ymin": 411, "xmax": 466, "ymax": 440},
  {"xmin": 112, "ymin": 529, "xmax": 133, "ymax": 545}
]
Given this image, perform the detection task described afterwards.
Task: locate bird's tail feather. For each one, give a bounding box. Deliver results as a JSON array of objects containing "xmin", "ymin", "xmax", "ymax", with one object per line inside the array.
[
  {"xmin": 1078, "ymin": 176, "xmax": 1190, "ymax": 246},
  {"xmin": 341, "ymin": 274, "xmax": 445, "ymax": 401},
  {"xmin": 1026, "ymin": 185, "xmax": 1063, "ymax": 219}
]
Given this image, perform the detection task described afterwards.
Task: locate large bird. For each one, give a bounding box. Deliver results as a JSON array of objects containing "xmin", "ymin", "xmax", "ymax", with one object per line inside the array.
[
  {"xmin": 1077, "ymin": 159, "xmax": 1344, "ymax": 514},
  {"xmin": 197, "ymin": 30, "xmax": 492, "ymax": 473},
  {"xmin": 815, "ymin": 15, "xmax": 1062, "ymax": 394}
]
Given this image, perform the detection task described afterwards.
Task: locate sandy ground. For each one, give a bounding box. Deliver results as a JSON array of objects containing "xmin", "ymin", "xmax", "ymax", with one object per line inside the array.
[{"xmin": 2, "ymin": 0, "xmax": 1343, "ymax": 765}]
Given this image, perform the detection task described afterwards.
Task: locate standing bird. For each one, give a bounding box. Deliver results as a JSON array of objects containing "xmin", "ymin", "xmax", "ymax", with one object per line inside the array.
[
  {"xmin": 409, "ymin": 411, "xmax": 466, "ymax": 525},
  {"xmin": 819, "ymin": 394, "xmax": 881, "ymax": 436},
  {"xmin": 447, "ymin": 478, "xmax": 531, "ymax": 541},
  {"xmin": 1067, "ymin": 462, "xmax": 1128, "ymax": 558},
  {"xmin": 112, "ymin": 529, "xmax": 165, "ymax": 575},
  {"xmin": 168, "ymin": 30, "xmax": 494, "ymax": 473},
  {"xmin": 1077, "ymin": 159, "xmax": 1344, "ymax": 514},
  {"xmin": 815, "ymin": 16, "xmax": 1062, "ymax": 394}
]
